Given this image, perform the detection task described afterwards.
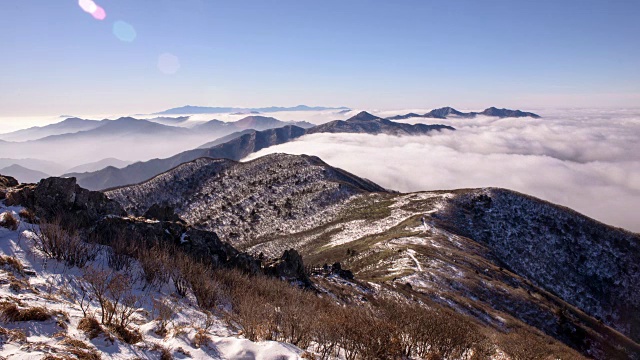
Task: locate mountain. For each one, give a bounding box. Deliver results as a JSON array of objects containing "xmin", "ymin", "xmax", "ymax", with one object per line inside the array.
[
  {"xmin": 307, "ymin": 111, "xmax": 455, "ymax": 135},
  {"xmin": 101, "ymin": 155, "xmax": 640, "ymax": 359},
  {"xmin": 0, "ymin": 158, "xmax": 65, "ymax": 175},
  {"xmin": 479, "ymin": 106, "xmax": 542, "ymax": 118},
  {"xmin": 435, "ymin": 188, "xmax": 640, "ymax": 344},
  {"xmin": 0, "ymin": 117, "xmax": 103, "ymax": 142},
  {"xmin": 0, "ymin": 164, "xmax": 49, "ymax": 183},
  {"xmin": 196, "ymin": 129, "xmax": 257, "ymax": 149},
  {"xmin": 69, "ymin": 125, "xmax": 308, "ymax": 190},
  {"xmin": 35, "ymin": 117, "xmax": 192, "ymax": 142},
  {"xmin": 154, "ymin": 105, "xmax": 350, "ymax": 115},
  {"xmin": 64, "ymin": 158, "xmax": 132, "ymax": 174},
  {"xmin": 388, "ymin": 106, "xmax": 541, "ymax": 120},
  {"xmin": 105, "ymin": 154, "xmax": 387, "ymax": 245},
  {"xmin": 191, "ymin": 116, "xmax": 313, "ymax": 139}
]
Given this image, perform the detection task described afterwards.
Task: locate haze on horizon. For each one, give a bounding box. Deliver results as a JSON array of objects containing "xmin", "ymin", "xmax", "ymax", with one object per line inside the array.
[{"xmin": 1, "ymin": 0, "xmax": 639, "ymax": 117}]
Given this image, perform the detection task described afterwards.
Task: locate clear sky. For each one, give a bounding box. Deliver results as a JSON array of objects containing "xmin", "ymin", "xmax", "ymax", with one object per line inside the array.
[{"xmin": 1, "ymin": 0, "xmax": 639, "ymax": 116}]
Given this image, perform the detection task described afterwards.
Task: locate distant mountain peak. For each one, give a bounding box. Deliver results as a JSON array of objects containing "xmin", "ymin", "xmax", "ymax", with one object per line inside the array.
[{"xmin": 347, "ymin": 111, "xmax": 381, "ymax": 122}]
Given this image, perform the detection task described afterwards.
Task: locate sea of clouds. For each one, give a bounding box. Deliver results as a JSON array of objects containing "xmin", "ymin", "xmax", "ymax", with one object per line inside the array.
[{"xmin": 246, "ymin": 108, "xmax": 640, "ymax": 232}]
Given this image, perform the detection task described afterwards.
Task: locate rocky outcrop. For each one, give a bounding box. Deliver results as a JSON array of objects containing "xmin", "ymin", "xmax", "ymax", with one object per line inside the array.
[
  {"xmin": 5, "ymin": 177, "xmax": 125, "ymax": 225},
  {"xmin": 143, "ymin": 204, "xmax": 185, "ymax": 223},
  {"xmin": 0, "ymin": 174, "xmax": 19, "ymax": 199},
  {"xmin": 264, "ymin": 249, "xmax": 310, "ymax": 285}
]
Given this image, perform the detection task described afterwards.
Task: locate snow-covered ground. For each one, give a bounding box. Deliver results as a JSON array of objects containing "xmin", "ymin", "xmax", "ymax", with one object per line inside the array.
[{"xmin": 0, "ymin": 202, "xmax": 303, "ymax": 360}]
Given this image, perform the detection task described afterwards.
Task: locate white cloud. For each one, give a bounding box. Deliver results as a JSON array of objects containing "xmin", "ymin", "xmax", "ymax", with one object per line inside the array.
[{"xmin": 246, "ymin": 109, "xmax": 640, "ymax": 232}]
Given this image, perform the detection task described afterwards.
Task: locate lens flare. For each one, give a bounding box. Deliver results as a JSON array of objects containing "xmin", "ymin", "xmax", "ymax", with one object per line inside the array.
[
  {"xmin": 78, "ymin": 0, "xmax": 106, "ymax": 20},
  {"xmin": 158, "ymin": 53, "xmax": 181, "ymax": 75},
  {"xmin": 78, "ymin": 0, "xmax": 97, "ymax": 13},
  {"xmin": 113, "ymin": 21, "xmax": 137, "ymax": 42}
]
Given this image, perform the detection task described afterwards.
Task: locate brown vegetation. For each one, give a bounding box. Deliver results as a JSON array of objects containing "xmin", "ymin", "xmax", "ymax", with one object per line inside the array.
[
  {"xmin": 0, "ymin": 301, "xmax": 52, "ymax": 322},
  {"xmin": 0, "ymin": 211, "xmax": 18, "ymax": 231}
]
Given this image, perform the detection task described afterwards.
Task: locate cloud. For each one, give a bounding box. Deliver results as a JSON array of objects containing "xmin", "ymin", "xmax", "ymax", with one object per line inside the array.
[{"xmin": 246, "ymin": 109, "xmax": 640, "ymax": 232}]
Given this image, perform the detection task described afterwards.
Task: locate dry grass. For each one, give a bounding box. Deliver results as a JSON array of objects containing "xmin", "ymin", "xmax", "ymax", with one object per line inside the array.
[
  {"xmin": 0, "ymin": 301, "xmax": 52, "ymax": 322},
  {"xmin": 0, "ymin": 255, "xmax": 24, "ymax": 273},
  {"xmin": 18, "ymin": 208, "xmax": 36, "ymax": 223},
  {"xmin": 0, "ymin": 325, "xmax": 27, "ymax": 343},
  {"xmin": 0, "ymin": 211, "xmax": 18, "ymax": 231},
  {"xmin": 78, "ymin": 316, "xmax": 103, "ymax": 339}
]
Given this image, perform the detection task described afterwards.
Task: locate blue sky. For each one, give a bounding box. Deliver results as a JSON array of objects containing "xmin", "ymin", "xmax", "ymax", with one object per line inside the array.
[{"xmin": 1, "ymin": 0, "xmax": 639, "ymax": 116}]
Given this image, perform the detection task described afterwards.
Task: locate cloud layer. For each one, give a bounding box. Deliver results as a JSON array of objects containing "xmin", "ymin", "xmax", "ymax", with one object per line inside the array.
[{"xmin": 246, "ymin": 109, "xmax": 640, "ymax": 232}]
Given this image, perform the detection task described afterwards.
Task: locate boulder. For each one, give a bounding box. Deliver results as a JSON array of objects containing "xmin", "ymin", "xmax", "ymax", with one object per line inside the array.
[
  {"xmin": 144, "ymin": 204, "xmax": 184, "ymax": 223},
  {"xmin": 264, "ymin": 249, "xmax": 310, "ymax": 285},
  {"xmin": 0, "ymin": 175, "xmax": 19, "ymax": 200}
]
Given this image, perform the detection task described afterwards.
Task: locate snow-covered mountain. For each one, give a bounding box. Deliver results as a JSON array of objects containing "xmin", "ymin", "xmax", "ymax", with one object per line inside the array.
[
  {"xmin": 105, "ymin": 154, "xmax": 386, "ymax": 246},
  {"xmin": 99, "ymin": 157, "xmax": 640, "ymax": 359}
]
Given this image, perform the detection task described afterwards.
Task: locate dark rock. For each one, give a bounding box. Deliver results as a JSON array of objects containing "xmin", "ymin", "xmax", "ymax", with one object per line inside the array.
[
  {"xmin": 90, "ymin": 216, "xmax": 262, "ymax": 275},
  {"xmin": 5, "ymin": 177, "xmax": 125, "ymax": 225},
  {"xmin": 264, "ymin": 249, "xmax": 310, "ymax": 285},
  {"xmin": 144, "ymin": 204, "xmax": 184, "ymax": 223},
  {"xmin": 0, "ymin": 175, "xmax": 19, "ymax": 200},
  {"xmin": 0, "ymin": 175, "xmax": 19, "ymax": 188}
]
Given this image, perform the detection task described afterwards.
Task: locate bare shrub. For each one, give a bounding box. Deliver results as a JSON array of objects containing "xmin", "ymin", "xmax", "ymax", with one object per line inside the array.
[
  {"xmin": 109, "ymin": 324, "xmax": 142, "ymax": 344},
  {"xmin": 152, "ymin": 299, "xmax": 175, "ymax": 336},
  {"xmin": 33, "ymin": 217, "xmax": 95, "ymax": 268},
  {"xmin": 0, "ymin": 211, "xmax": 18, "ymax": 231},
  {"xmin": 192, "ymin": 328, "xmax": 209, "ymax": 348},
  {"xmin": 83, "ymin": 266, "xmax": 139, "ymax": 329},
  {"xmin": 152, "ymin": 344, "xmax": 173, "ymax": 360}
]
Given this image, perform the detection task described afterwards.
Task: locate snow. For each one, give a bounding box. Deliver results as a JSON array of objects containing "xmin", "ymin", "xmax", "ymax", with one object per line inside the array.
[{"xmin": 0, "ymin": 201, "xmax": 304, "ymax": 359}]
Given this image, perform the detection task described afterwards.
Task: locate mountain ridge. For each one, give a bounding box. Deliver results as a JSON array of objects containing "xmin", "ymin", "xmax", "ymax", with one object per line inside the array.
[
  {"xmin": 70, "ymin": 112, "xmax": 453, "ymax": 190},
  {"xmin": 388, "ymin": 106, "xmax": 541, "ymax": 120}
]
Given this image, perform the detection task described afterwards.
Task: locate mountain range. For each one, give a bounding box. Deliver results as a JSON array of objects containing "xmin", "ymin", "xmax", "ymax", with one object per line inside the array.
[
  {"xmin": 154, "ymin": 104, "xmax": 350, "ymax": 115},
  {"xmin": 387, "ymin": 106, "xmax": 541, "ymax": 120},
  {"xmin": 67, "ymin": 112, "xmax": 454, "ymax": 190}
]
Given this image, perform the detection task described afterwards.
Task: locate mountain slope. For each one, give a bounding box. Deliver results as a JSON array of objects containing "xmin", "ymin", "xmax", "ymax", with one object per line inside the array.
[
  {"xmin": 70, "ymin": 126, "xmax": 307, "ymax": 190},
  {"xmin": 0, "ymin": 117, "xmax": 103, "ymax": 142},
  {"xmin": 105, "ymin": 154, "xmax": 387, "ymax": 245},
  {"xmin": 0, "ymin": 164, "xmax": 49, "ymax": 183},
  {"xmin": 308, "ymin": 111, "xmax": 455, "ymax": 135},
  {"xmin": 435, "ymin": 188, "xmax": 640, "ymax": 343}
]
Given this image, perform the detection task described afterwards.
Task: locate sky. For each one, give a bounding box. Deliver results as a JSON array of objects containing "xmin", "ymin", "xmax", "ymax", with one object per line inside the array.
[{"xmin": 1, "ymin": 0, "xmax": 639, "ymax": 117}]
